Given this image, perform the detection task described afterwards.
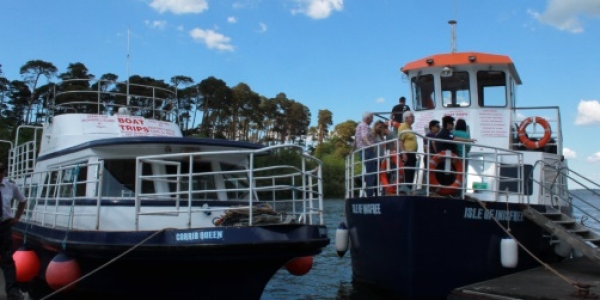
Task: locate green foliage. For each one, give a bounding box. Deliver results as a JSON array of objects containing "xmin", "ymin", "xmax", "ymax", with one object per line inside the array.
[{"xmin": 320, "ymin": 153, "xmax": 346, "ymax": 198}]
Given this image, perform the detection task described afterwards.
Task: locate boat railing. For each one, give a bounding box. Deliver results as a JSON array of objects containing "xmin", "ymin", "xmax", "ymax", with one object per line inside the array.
[
  {"xmin": 346, "ymin": 131, "xmax": 526, "ymax": 202},
  {"xmin": 527, "ymin": 159, "xmax": 600, "ymax": 226},
  {"xmin": 8, "ymin": 125, "xmax": 43, "ymax": 179},
  {"xmin": 14, "ymin": 145, "xmax": 323, "ymax": 231},
  {"xmin": 50, "ymin": 79, "xmax": 177, "ymax": 122},
  {"xmin": 511, "ymin": 106, "xmax": 562, "ymax": 155},
  {"xmin": 134, "ymin": 144, "xmax": 324, "ymax": 228}
]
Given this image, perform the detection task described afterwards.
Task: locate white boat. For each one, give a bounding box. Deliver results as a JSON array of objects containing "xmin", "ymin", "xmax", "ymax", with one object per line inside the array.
[
  {"xmin": 5, "ymin": 79, "xmax": 329, "ymax": 298},
  {"xmin": 343, "ymin": 50, "xmax": 600, "ymax": 299}
]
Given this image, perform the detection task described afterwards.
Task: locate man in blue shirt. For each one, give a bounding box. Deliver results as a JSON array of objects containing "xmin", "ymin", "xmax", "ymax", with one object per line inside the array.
[{"xmin": 435, "ymin": 116, "xmax": 456, "ymax": 154}]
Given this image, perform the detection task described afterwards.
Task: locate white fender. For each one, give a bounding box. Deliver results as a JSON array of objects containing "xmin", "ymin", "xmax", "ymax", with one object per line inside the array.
[
  {"xmin": 335, "ymin": 221, "xmax": 349, "ymax": 257},
  {"xmin": 500, "ymin": 238, "xmax": 518, "ymax": 268}
]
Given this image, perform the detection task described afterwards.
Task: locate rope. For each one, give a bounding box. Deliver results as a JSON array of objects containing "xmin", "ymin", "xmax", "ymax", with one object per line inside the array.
[
  {"xmin": 40, "ymin": 227, "xmax": 170, "ymax": 300},
  {"xmin": 472, "ymin": 197, "xmax": 582, "ymax": 289},
  {"xmin": 62, "ymin": 166, "xmax": 80, "ymax": 251}
]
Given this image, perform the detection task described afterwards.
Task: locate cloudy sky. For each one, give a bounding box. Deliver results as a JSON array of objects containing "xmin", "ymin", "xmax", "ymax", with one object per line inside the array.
[{"xmin": 1, "ymin": 0, "xmax": 600, "ymax": 183}]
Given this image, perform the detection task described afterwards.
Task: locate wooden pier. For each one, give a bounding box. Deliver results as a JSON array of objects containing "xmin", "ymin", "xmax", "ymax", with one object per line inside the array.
[{"xmin": 449, "ymin": 257, "xmax": 600, "ymax": 299}]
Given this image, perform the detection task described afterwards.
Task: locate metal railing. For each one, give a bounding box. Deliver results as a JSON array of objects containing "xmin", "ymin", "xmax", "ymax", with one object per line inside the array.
[
  {"xmin": 15, "ymin": 144, "xmax": 324, "ymax": 231},
  {"xmin": 346, "ymin": 131, "xmax": 526, "ymax": 202}
]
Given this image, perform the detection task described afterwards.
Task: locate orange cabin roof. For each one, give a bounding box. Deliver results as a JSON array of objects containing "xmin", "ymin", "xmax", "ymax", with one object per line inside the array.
[{"xmin": 401, "ymin": 52, "xmax": 520, "ymax": 82}]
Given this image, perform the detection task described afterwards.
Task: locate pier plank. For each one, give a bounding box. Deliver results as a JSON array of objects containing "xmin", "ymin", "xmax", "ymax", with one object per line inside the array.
[{"xmin": 450, "ymin": 257, "xmax": 600, "ymax": 299}]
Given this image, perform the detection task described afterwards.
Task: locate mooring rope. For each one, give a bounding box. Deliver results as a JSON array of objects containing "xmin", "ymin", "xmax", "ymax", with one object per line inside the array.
[
  {"xmin": 40, "ymin": 227, "xmax": 170, "ymax": 300},
  {"xmin": 470, "ymin": 196, "xmax": 589, "ymax": 292}
]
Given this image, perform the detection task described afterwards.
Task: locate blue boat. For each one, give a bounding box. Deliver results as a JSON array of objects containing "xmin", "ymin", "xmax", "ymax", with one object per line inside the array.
[{"xmin": 4, "ymin": 79, "xmax": 329, "ymax": 299}]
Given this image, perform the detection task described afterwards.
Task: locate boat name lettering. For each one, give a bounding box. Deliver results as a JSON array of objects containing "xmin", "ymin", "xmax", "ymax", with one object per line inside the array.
[
  {"xmin": 463, "ymin": 207, "xmax": 523, "ymax": 222},
  {"xmin": 176, "ymin": 230, "xmax": 223, "ymax": 241},
  {"xmin": 352, "ymin": 203, "xmax": 381, "ymax": 215}
]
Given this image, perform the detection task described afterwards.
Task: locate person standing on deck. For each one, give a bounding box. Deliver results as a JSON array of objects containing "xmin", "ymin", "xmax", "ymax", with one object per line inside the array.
[
  {"xmin": 355, "ymin": 112, "xmax": 376, "ymax": 197},
  {"xmin": 390, "ymin": 97, "xmax": 410, "ymax": 134},
  {"xmin": 0, "ymin": 163, "xmax": 27, "ymax": 300},
  {"xmin": 435, "ymin": 116, "xmax": 457, "ymax": 154},
  {"xmin": 397, "ymin": 111, "xmax": 417, "ymax": 191}
]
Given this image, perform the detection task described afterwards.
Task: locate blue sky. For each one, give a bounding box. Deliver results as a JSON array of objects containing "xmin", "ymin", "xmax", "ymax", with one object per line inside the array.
[{"xmin": 1, "ymin": 0, "xmax": 600, "ymax": 184}]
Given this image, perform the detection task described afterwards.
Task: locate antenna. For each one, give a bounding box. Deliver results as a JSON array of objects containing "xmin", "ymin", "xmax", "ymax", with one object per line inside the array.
[
  {"xmin": 448, "ymin": 20, "xmax": 457, "ymax": 53},
  {"xmin": 449, "ymin": 0, "xmax": 458, "ymax": 53},
  {"xmin": 126, "ymin": 28, "xmax": 130, "ymax": 106}
]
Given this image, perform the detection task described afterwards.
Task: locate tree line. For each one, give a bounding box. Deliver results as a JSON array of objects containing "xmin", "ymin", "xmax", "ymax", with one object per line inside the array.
[
  {"xmin": 0, "ymin": 60, "xmax": 359, "ymax": 198},
  {"xmin": 0, "ymin": 60, "xmax": 341, "ymax": 144}
]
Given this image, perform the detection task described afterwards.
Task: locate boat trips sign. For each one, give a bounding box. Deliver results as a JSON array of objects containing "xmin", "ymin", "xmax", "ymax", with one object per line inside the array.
[{"xmin": 81, "ymin": 115, "xmax": 180, "ymax": 137}]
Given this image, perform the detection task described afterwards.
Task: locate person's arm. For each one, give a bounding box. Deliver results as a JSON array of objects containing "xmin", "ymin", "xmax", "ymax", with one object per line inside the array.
[
  {"xmin": 453, "ymin": 136, "xmax": 476, "ymax": 142},
  {"xmin": 398, "ymin": 134, "xmax": 407, "ymax": 161},
  {"xmin": 10, "ymin": 201, "xmax": 26, "ymax": 226}
]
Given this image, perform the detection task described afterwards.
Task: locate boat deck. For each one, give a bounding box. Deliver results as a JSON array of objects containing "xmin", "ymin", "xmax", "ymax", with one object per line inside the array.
[{"xmin": 449, "ymin": 256, "xmax": 600, "ymax": 300}]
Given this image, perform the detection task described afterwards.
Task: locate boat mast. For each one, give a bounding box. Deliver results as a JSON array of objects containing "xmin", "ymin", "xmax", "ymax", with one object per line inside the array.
[
  {"xmin": 126, "ymin": 28, "xmax": 130, "ymax": 106},
  {"xmin": 449, "ymin": 20, "xmax": 457, "ymax": 53}
]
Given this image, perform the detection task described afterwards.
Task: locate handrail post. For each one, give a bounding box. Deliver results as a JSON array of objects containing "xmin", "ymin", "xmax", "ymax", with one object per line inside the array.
[{"xmin": 248, "ymin": 152, "xmax": 254, "ymax": 225}]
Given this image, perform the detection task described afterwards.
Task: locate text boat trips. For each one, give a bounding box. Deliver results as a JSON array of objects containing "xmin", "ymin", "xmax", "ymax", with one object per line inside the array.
[
  {"xmin": 4, "ymin": 79, "xmax": 329, "ymax": 298},
  {"xmin": 343, "ymin": 50, "xmax": 600, "ymax": 299}
]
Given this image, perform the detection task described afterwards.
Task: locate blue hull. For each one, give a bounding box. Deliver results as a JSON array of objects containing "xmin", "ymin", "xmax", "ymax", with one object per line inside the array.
[
  {"xmin": 346, "ymin": 196, "xmax": 560, "ymax": 299},
  {"xmin": 12, "ymin": 224, "xmax": 329, "ymax": 299}
]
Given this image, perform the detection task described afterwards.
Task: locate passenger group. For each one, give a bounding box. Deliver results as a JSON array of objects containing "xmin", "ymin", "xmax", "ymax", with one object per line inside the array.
[{"xmin": 354, "ymin": 96, "xmax": 476, "ymax": 196}]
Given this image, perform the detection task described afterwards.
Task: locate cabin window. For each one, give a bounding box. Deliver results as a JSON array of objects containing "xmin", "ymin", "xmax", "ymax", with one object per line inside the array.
[
  {"xmin": 165, "ymin": 161, "xmax": 217, "ymax": 200},
  {"xmin": 102, "ymin": 160, "xmax": 139, "ymax": 197},
  {"xmin": 221, "ymin": 163, "xmax": 249, "ymax": 200},
  {"xmin": 41, "ymin": 165, "xmax": 88, "ymax": 199},
  {"xmin": 477, "ymin": 71, "xmax": 507, "ymax": 107},
  {"xmin": 441, "ymin": 71, "xmax": 470, "ymax": 108},
  {"xmin": 411, "ymin": 74, "xmax": 436, "ymax": 111}
]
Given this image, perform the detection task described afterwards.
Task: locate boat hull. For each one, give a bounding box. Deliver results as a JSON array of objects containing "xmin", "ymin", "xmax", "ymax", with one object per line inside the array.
[
  {"xmin": 12, "ymin": 224, "xmax": 329, "ymax": 299},
  {"xmin": 345, "ymin": 195, "xmax": 561, "ymax": 299}
]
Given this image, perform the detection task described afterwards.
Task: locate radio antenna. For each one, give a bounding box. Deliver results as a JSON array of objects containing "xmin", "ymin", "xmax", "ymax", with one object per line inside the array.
[
  {"xmin": 126, "ymin": 28, "xmax": 131, "ymax": 106},
  {"xmin": 449, "ymin": 20, "xmax": 457, "ymax": 53}
]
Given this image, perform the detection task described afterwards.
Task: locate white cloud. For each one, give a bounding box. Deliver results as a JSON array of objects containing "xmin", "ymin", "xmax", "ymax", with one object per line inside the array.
[
  {"xmin": 575, "ymin": 100, "xmax": 600, "ymax": 125},
  {"xmin": 563, "ymin": 148, "xmax": 577, "ymax": 159},
  {"xmin": 228, "ymin": 16, "xmax": 238, "ymax": 24},
  {"xmin": 177, "ymin": 25, "xmax": 185, "ymax": 31},
  {"xmin": 587, "ymin": 152, "xmax": 600, "ymax": 163},
  {"xmin": 190, "ymin": 28, "xmax": 235, "ymax": 52},
  {"xmin": 150, "ymin": 0, "xmax": 208, "ymax": 14},
  {"xmin": 376, "ymin": 97, "xmax": 385, "ymax": 103},
  {"xmin": 527, "ymin": 0, "xmax": 600, "ymax": 33},
  {"xmin": 291, "ymin": 0, "xmax": 343, "ymax": 19},
  {"xmin": 258, "ymin": 22, "xmax": 267, "ymax": 33},
  {"xmin": 144, "ymin": 20, "xmax": 168, "ymax": 30}
]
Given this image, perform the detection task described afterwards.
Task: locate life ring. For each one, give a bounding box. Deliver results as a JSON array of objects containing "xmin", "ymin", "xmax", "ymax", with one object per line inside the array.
[
  {"xmin": 428, "ymin": 150, "xmax": 463, "ymax": 196},
  {"xmin": 518, "ymin": 116, "xmax": 551, "ymax": 149},
  {"xmin": 379, "ymin": 153, "xmax": 404, "ymax": 195}
]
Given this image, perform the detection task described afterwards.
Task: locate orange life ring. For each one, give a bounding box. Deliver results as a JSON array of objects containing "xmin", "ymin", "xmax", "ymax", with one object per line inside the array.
[
  {"xmin": 379, "ymin": 153, "xmax": 405, "ymax": 195},
  {"xmin": 518, "ymin": 116, "xmax": 551, "ymax": 149},
  {"xmin": 428, "ymin": 150, "xmax": 464, "ymax": 196}
]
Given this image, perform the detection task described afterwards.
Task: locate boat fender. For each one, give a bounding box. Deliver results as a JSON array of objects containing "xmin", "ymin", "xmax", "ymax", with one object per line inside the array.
[
  {"xmin": 335, "ymin": 221, "xmax": 349, "ymax": 258},
  {"xmin": 500, "ymin": 238, "xmax": 518, "ymax": 268},
  {"xmin": 13, "ymin": 245, "xmax": 40, "ymax": 283},
  {"xmin": 285, "ymin": 256, "xmax": 313, "ymax": 276},
  {"xmin": 518, "ymin": 116, "xmax": 552, "ymax": 149},
  {"xmin": 46, "ymin": 252, "xmax": 81, "ymax": 291}
]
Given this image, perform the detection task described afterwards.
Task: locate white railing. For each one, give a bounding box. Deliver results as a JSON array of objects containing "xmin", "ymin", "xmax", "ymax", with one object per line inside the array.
[
  {"xmin": 346, "ymin": 132, "xmax": 528, "ymax": 203},
  {"xmin": 13, "ymin": 144, "xmax": 324, "ymax": 231}
]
